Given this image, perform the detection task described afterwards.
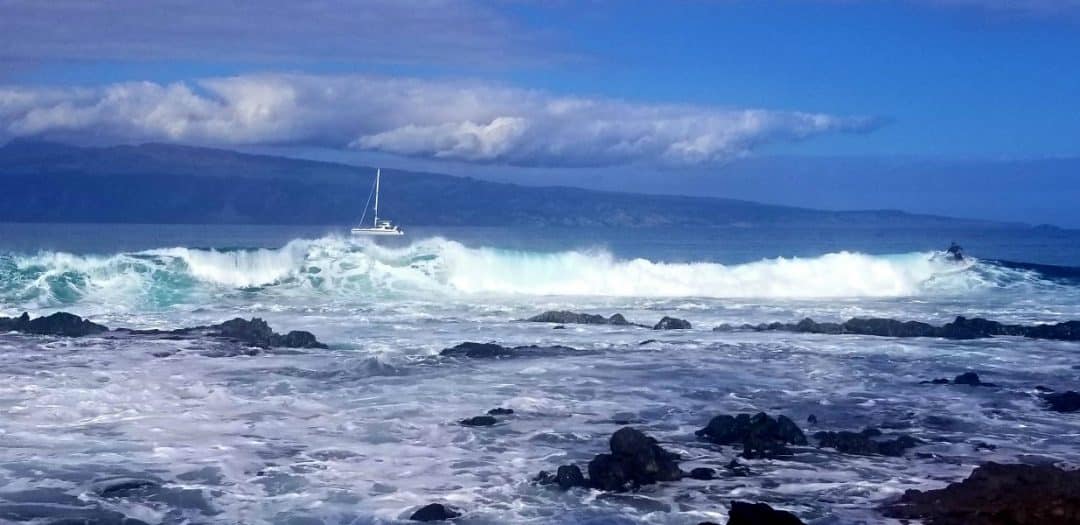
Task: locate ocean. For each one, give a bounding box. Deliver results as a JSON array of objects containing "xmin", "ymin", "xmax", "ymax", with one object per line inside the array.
[{"xmin": 1, "ymin": 223, "xmax": 1079, "ymax": 524}]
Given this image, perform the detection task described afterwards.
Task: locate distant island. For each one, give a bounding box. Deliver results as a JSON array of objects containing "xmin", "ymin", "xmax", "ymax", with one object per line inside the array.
[{"xmin": 0, "ymin": 141, "xmax": 1013, "ymax": 228}]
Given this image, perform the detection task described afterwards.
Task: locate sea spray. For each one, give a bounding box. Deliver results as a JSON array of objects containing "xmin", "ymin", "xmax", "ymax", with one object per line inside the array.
[{"xmin": 0, "ymin": 235, "xmax": 1049, "ymax": 310}]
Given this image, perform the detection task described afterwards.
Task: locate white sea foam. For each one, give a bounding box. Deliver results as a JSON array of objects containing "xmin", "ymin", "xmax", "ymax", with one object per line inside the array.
[{"xmin": 0, "ymin": 236, "xmax": 1047, "ymax": 310}]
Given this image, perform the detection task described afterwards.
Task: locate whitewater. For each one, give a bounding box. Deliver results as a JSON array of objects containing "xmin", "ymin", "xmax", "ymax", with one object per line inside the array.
[{"xmin": 2, "ymin": 227, "xmax": 1080, "ymax": 524}]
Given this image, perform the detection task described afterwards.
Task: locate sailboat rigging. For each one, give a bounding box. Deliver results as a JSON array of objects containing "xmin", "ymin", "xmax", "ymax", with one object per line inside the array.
[{"xmin": 350, "ymin": 168, "xmax": 404, "ymax": 236}]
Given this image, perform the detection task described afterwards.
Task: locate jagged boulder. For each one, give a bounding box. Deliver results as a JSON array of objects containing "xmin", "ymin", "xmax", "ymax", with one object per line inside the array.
[
  {"xmin": 696, "ymin": 412, "xmax": 807, "ymax": 459},
  {"xmin": 440, "ymin": 342, "xmax": 577, "ymax": 359},
  {"xmin": 813, "ymin": 427, "xmax": 920, "ymax": 457},
  {"xmin": 526, "ymin": 310, "xmax": 633, "ymax": 326},
  {"xmin": 727, "ymin": 501, "xmax": 806, "ymax": 525},
  {"xmin": 882, "ymin": 462, "xmax": 1080, "ymax": 525},
  {"xmin": 409, "ymin": 503, "xmax": 461, "ymax": 522},
  {"xmin": 0, "ymin": 311, "xmax": 108, "ymax": 337},
  {"xmin": 922, "ymin": 371, "xmax": 997, "ymax": 387},
  {"xmin": 653, "ymin": 316, "xmax": 691, "ymax": 330},
  {"xmin": 1042, "ymin": 391, "xmax": 1080, "ymax": 412},
  {"xmin": 842, "ymin": 318, "xmax": 938, "ymax": 338},
  {"xmin": 587, "ymin": 427, "xmax": 683, "ymax": 491},
  {"xmin": 209, "ymin": 318, "xmax": 327, "ymax": 349},
  {"xmin": 279, "ymin": 330, "xmax": 327, "ymax": 349},
  {"xmin": 459, "ymin": 416, "xmax": 497, "ymax": 427}
]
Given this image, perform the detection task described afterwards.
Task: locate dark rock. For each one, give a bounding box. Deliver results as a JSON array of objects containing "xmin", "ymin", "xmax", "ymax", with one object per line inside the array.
[
  {"xmin": 727, "ymin": 501, "xmax": 806, "ymax": 525},
  {"xmin": 439, "ymin": 342, "xmax": 577, "ymax": 359},
  {"xmin": 843, "ymin": 317, "xmax": 937, "ymax": 338},
  {"xmin": 279, "ymin": 330, "xmax": 328, "ymax": 349},
  {"xmin": 459, "ymin": 416, "xmax": 497, "ymax": 427},
  {"xmin": 97, "ymin": 478, "xmax": 160, "ymax": 498},
  {"xmin": 0, "ymin": 311, "xmax": 108, "ymax": 337},
  {"xmin": 952, "ymin": 371, "xmax": 996, "ymax": 386},
  {"xmin": 882, "ymin": 462, "xmax": 1080, "ymax": 525},
  {"xmin": 487, "ymin": 408, "xmax": 514, "ymax": 416},
  {"xmin": 793, "ymin": 317, "xmax": 844, "ymax": 334},
  {"xmin": 1042, "ymin": 391, "xmax": 1080, "ymax": 412},
  {"xmin": 131, "ymin": 317, "xmax": 329, "ymax": 349},
  {"xmin": 738, "ymin": 314, "xmax": 1080, "ymax": 342},
  {"xmin": 441, "ymin": 342, "xmax": 515, "ymax": 359},
  {"xmin": 806, "ymin": 414, "xmax": 817, "ymax": 424},
  {"xmin": 526, "ymin": 310, "xmax": 633, "ymax": 326},
  {"xmin": 214, "ymin": 317, "xmax": 275, "ymax": 347},
  {"xmin": 638, "ymin": 339, "xmax": 659, "ymax": 345},
  {"xmin": 555, "ymin": 464, "xmax": 587, "ymax": 490},
  {"xmin": 696, "ymin": 412, "xmax": 807, "ymax": 459},
  {"xmin": 587, "ymin": 427, "xmax": 683, "ymax": 492},
  {"xmin": 409, "ymin": 503, "xmax": 461, "ymax": 522},
  {"xmin": 813, "ymin": 427, "xmax": 920, "ymax": 457},
  {"xmin": 922, "ymin": 372, "xmax": 996, "ymax": 387},
  {"xmin": 653, "ymin": 316, "xmax": 691, "ymax": 330},
  {"xmin": 687, "ymin": 467, "xmax": 717, "ymax": 480},
  {"xmin": 724, "ymin": 458, "xmax": 751, "ymax": 477},
  {"xmin": 552, "ymin": 325, "xmax": 566, "ymax": 329}
]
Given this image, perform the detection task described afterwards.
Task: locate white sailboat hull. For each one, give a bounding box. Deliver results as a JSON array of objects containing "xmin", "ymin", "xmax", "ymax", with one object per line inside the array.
[{"xmin": 350, "ymin": 227, "xmax": 404, "ymax": 236}]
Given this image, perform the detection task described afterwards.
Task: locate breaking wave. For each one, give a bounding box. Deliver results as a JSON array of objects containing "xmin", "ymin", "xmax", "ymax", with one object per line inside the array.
[{"xmin": 0, "ymin": 235, "xmax": 1061, "ymax": 310}]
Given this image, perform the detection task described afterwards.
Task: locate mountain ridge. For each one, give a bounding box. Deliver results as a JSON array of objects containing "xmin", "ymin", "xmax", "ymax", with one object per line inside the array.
[{"xmin": 0, "ymin": 141, "xmax": 1022, "ymax": 228}]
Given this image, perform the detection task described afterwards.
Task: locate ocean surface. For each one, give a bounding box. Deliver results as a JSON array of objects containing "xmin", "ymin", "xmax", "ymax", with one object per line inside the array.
[{"xmin": 1, "ymin": 223, "xmax": 1079, "ymax": 524}]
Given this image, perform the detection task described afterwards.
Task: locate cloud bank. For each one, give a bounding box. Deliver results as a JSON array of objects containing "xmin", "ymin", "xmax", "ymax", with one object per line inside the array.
[{"xmin": 0, "ymin": 74, "xmax": 881, "ymax": 167}]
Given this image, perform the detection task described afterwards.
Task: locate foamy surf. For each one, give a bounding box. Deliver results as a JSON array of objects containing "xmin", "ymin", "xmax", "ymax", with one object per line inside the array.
[{"xmin": 0, "ymin": 235, "xmax": 1053, "ymax": 310}]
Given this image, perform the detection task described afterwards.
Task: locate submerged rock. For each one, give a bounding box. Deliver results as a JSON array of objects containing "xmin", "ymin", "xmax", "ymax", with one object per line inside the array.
[
  {"xmin": 727, "ymin": 501, "xmax": 806, "ymax": 525},
  {"xmin": 440, "ymin": 342, "xmax": 578, "ymax": 359},
  {"xmin": 526, "ymin": 310, "xmax": 635, "ymax": 326},
  {"xmin": 459, "ymin": 416, "xmax": 497, "ymax": 427},
  {"xmin": 554, "ymin": 465, "xmax": 587, "ymax": 490},
  {"xmin": 487, "ymin": 408, "xmax": 514, "ymax": 416},
  {"xmin": 409, "ymin": 503, "xmax": 461, "ymax": 522},
  {"xmin": 0, "ymin": 311, "xmax": 108, "ymax": 337},
  {"xmin": 724, "ymin": 315, "xmax": 1080, "ymax": 341},
  {"xmin": 1042, "ymin": 391, "xmax": 1080, "ymax": 412},
  {"xmin": 922, "ymin": 371, "xmax": 997, "ymax": 387},
  {"xmin": 696, "ymin": 412, "xmax": 807, "ymax": 459},
  {"xmin": 882, "ymin": 462, "xmax": 1080, "ymax": 525},
  {"xmin": 813, "ymin": 427, "xmax": 920, "ymax": 457},
  {"xmin": 687, "ymin": 467, "xmax": 717, "ymax": 480},
  {"xmin": 441, "ymin": 342, "xmax": 516, "ymax": 358},
  {"xmin": 653, "ymin": 316, "xmax": 692, "ymax": 330}
]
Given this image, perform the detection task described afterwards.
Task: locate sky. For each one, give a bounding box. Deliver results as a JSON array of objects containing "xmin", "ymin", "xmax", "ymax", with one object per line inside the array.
[{"xmin": 1, "ymin": 0, "xmax": 1079, "ymax": 224}]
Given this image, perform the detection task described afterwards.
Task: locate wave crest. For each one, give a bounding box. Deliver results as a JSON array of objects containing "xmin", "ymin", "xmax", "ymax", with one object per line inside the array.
[{"xmin": 0, "ymin": 235, "xmax": 1034, "ymax": 310}]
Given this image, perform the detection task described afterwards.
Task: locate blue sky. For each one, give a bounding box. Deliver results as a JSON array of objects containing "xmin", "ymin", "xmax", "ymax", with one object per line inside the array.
[{"xmin": 2, "ymin": 0, "xmax": 1079, "ymax": 223}]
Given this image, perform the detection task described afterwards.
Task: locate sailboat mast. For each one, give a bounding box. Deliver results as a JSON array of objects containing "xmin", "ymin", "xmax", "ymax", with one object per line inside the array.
[{"xmin": 373, "ymin": 168, "xmax": 380, "ymax": 227}]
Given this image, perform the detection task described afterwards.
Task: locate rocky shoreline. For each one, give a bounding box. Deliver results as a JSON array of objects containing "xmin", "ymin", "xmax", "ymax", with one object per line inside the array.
[
  {"xmin": 0, "ymin": 311, "xmax": 327, "ymax": 350},
  {"xmin": 716, "ymin": 315, "xmax": 1080, "ymax": 341},
  {"xmin": 5, "ymin": 310, "xmax": 1080, "ymax": 523}
]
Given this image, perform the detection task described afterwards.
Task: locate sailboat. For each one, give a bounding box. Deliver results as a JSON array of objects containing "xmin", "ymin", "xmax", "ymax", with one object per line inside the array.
[{"xmin": 351, "ymin": 168, "xmax": 404, "ymax": 236}]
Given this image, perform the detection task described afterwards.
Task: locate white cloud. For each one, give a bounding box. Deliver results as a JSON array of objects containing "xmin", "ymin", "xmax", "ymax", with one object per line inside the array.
[{"xmin": 0, "ymin": 74, "xmax": 881, "ymax": 167}]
